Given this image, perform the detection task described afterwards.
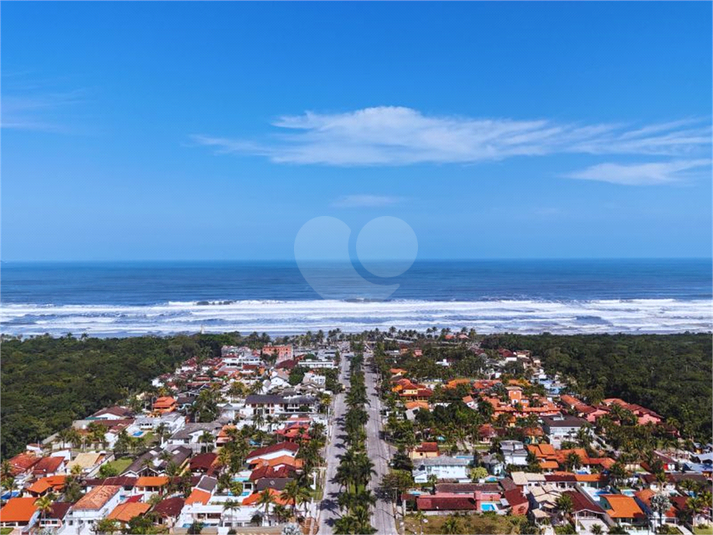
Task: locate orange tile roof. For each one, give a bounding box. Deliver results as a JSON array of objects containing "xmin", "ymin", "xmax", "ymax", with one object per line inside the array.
[
  {"xmin": 153, "ymin": 396, "xmax": 176, "ymax": 408},
  {"xmin": 136, "ymin": 476, "xmax": 169, "ymax": 487},
  {"xmin": 538, "ymin": 444, "xmax": 557, "ymax": 456},
  {"xmin": 74, "ymin": 485, "xmax": 122, "ymax": 510},
  {"xmin": 251, "ymin": 455, "xmax": 303, "ymax": 469},
  {"xmin": 27, "ymin": 475, "xmax": 66, "ymax": 495},
  {"xmin": 185, "ymin": 489, "xmax": 211, "ymax": 505},
  {"xmin": 242, "ymin": 489, "xmax": 289, "ymax": 507},
  {"xmin": 575, "ymin": 474, "xmax": 605, "ymax": 483},
  {"xmin": 446, "ymin": 379, "xmax": 471, "ymax": 389},
  {"xmin": 540, "ymin": 461, "xmax": 560, "ymax": 470},
  {"xmin": 27, "ymin": 479, "xmax": 52, "ymax": 495},
  {"xmin": 405, "ymin": 401, "xmax": 430, "ymax": 411},
  {"xmin": 0, "ymin": 498, "xmax": 38, "ymax": 523},
  {"xmin": 108, "ymin": 502, "xmax": 151, "ymax": 522},
  {"xmin": 601, "ymin": 495, "xmax": 645, "ymax": 519}
]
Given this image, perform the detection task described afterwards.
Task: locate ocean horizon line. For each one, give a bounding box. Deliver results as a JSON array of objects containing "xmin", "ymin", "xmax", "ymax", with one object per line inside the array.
[{"xmin": 3, "ymin": 257, "xmax": 712, "ymax": 265}]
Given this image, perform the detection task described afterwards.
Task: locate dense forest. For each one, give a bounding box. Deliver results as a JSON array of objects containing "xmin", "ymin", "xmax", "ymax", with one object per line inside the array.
[
  {"xmin": 481, "ymin": 333, "xmax": 712, "ymax": 442},
  {"xmin": 0, "ymin": 332, "xmax": 258, "ymax": 458}
]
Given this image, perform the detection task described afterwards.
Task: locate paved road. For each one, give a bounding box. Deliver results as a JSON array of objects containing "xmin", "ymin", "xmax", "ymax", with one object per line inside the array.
[
  {"xmin": 364, "ymin": 352, "xmax": 398, "ymax": 535},
  {"xmin": 318, "ymin": 354, "xmax": 350, "ymax": 535}
]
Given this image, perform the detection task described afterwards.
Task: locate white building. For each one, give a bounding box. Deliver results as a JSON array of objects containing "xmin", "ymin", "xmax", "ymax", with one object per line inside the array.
[
  {"xmin": 64, "ymin": 485, "xmax": 123, "ymax": 535},
  {"xmin": 413, "ymin": 457, "xmax": 470, "ymax": 483}
]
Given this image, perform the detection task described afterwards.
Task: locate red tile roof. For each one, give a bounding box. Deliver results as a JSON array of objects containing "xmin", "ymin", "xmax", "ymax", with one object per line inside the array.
[
  {"xmin": 246, "ymin": 441, "xmax": 299, "ymax": 460},
  {"xmin": 417, "ymin": 495, "xmax": 478, "ymax": 511},
  {"xmin": 32, "ymin": 456, "xmax": 64, "ymax": 475}
]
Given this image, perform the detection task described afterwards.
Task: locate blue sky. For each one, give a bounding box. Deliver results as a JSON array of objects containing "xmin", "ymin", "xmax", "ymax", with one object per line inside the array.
[{"xmin": 2, "ymin": 2, "xmax": 711, "ymax": 261}]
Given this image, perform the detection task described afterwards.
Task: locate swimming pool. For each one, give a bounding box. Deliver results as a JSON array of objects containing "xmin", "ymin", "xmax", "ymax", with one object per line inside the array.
[{"xmin": 480, "ymin": 503, "xmax": 497, "ymax": 512}]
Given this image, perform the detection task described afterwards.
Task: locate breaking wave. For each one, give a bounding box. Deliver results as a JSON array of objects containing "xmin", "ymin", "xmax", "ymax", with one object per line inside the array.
[{"xmin": 1, "ymin": 298, "xmax": 711, "ymax": 337}]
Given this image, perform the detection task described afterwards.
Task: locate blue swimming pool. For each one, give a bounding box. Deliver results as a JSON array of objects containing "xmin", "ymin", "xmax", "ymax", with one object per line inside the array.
[{"xmin": 480, "ymin": 503, "xmax": 497, "ymax": 512}]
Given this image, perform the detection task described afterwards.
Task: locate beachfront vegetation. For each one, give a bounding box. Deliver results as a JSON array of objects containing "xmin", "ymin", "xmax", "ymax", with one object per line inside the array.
[{"xmin": 0, "ymin": 332, "xmax": 261, "ymax": 458}]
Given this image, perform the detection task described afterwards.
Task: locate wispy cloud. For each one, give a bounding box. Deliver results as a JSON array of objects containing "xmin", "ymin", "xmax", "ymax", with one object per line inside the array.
[
  {"xmin": 192, "ymin": 106, "xmax": 711, "ymax": 169},
  {"xmin": 566, "ymin": 159, "xmax": 711, "ymax": 186},
  {"xmin": 2, "ymin": 87, "xmax": 86, "ymax": 132},
  {"xmin": 331, "ymin": 194, "xmax": 405, "ymax": 208}
]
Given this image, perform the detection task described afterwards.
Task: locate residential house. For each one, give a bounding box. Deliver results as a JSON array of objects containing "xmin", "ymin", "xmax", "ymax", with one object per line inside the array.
[
  {"xmin": 413, "ymin": 457, "xmax": 470, "ymax": 483},
  {"xmin": 410, "ymin": 442, "xmax": 440, "ymax": 459},
  {"xmin": 65, "ymin": 485, "xmax": 123, "ymax": 535},
  {"xmin": 541, "ymin": 415, "xmax": 588, "ymax": 447},
  {"xmin": 600, "ymin": 494, "xmax": 646, "ymax": 528},
  {"xmin": 0, "ymin": 497, "xmax": 39, "ymax": 528},
  {"xmin": 500, "ymin": 440, "xmax": 528, "ymax": 466}
]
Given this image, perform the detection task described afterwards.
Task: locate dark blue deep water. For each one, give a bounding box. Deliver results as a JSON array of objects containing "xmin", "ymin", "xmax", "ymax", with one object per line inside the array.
[{"xmin": 1, "ymin": 259, "xmax": 711, "ymax": 336}]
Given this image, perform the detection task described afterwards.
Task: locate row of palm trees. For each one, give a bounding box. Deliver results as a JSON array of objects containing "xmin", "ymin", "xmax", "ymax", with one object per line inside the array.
[{"xmin": 333, "ymin": 353, "xmax": 377, "ymax": 535}]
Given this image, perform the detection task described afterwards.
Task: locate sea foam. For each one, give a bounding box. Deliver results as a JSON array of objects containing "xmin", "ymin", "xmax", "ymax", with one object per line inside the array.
[{"xmin": 1, "ymin": 298, "xmax": 711, "ymax": 337}]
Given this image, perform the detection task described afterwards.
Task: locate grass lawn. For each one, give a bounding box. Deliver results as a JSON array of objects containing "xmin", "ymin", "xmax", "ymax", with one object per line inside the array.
[
  {"xmin": 404, "ymin": 513, "xmax": 522, "ymax": 534},
  {"xmin": 104, "ymin": 457, "xmax": 133, "ymax": 474},
  {"xmin": 1, "ymin": 528, "xmax": 13, "ymax": 535},
  {"xmin": 693, "ymin": 526, "xmax": 713, "ymax": 535}
]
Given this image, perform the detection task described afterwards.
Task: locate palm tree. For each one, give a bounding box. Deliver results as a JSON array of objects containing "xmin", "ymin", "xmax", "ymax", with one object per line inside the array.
[
  {"xmin": 564, "ymin": 452, "xmax": 582, "ymax": 471},
  {"xmin": 272, "ymin": 504, "xmax": 291, "ymax": 524},
  {"xmin": 199, "ymin": 431, "xmax": 215, "ymax": 453},
  {"xmin": 256, "ymin": 489, "xmax": 275, "ymax": 526},
  {"xmin": 555, "ymin": 493, "xmax": 574, "ymax": 522},
  {"xmin": 222, "ymin": 499, "xmax": 241, "ymax": 528},
  {"xmin": 280, "ymin": 480, "xmax": 309, "ymax": 517},
  {"xmin": 155, "ymin": 423, "xmax": 170, "ymax": 446},
  {"xmin": 35, "ymin": 492, "xmax": 56, "ymax": 525}
]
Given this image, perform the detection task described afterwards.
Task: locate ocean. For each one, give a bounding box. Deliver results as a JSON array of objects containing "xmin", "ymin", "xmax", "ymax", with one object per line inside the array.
[{"xmin": 1, "ymin": 259, "xmax": 711, "ymax": 337}]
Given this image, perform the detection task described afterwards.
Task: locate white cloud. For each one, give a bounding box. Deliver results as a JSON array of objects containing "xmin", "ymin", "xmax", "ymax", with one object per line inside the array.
[
  {"xmin": 566, "ymin": 159, "xmax": 711, "ymax": 186},
  {"xmin": 331, "ymin": 194, "xmax": 404, "ymax": 208},
  {"xmin": 192, "ymin": 106, "xmax": 711, "ymax": 167},
  {"xmin": 2, "ymin": 89, "xmax": 86, "ymax": 132}
]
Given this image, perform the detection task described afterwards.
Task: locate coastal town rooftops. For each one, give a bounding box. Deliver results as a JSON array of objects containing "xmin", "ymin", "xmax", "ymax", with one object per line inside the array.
[
  {"xmin": 255, "ymin": 477, "xmax": 293, "ymax": 492},
  {"xmin": 46, "ymin": 502, "xmax": 72, "ymax": 521},
  {"xmin": 541, "ymin": 414, "xmax": 588, "ymax": 428},
  {"xmin": 32, "ymin": 456, "xmax": 64, "ymax": 475},
  {"xmin": 600, "ymin": 495, "xmax": 645, "ymax": 519},
  {"xmin": 246, "ymin": 441, "xmax": 299, "ymax": 460},
  {"xmin": 564, "ymin": 491, "xmax": 605, "ymax": 515},
  {"xmin": 107, "ymin": 502, "xmax": 151, "ymax": 523},
  {"xmin": 73, "ymin": 485, "xmax": 122, "ymax": 510},
  {"xmin": 435, "ymin": 483, "xmax": 500, "ymax": 494},
  {"xmin": 152, "ymin": 497, "xmax": 185, "ymax": 518},
  {"xmin": 69, "ymin": 452, "xmax": 103, "ymax": 471},
  {"xmin": 511, "ymin": 472, "xmax": 547, "ymax": 486},
  {"xmin": 185, "ymin": 489, "xmax": 211, "ymax": 505},
  {"xmin": 91, "ymin": 406, "xmax": 133, "ymax": 419},
  {"xmin": 136, "ymin": 476, "xmax": 169, "ymax": 487},
  {"xmin": 0, "ymin": 497, "xmax": 38, "ymax": 524},
  {"xmin": 245, "ymin": 394, "xmax": 316, "ymax": 405},
  {"xmin": 7, "ymin": 453, "xmax": 39, "ymax": 475},
  {"xmin": 414, "ymin": 456, "xmax": 470, "ymax": 467},
  {"xmin": 195, "ymin": 475, "xmax": 218, "ymax": 493},
  {"xmin": 416, "ymin": 495, "xmax": 478, "ymax": 511}
]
